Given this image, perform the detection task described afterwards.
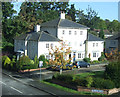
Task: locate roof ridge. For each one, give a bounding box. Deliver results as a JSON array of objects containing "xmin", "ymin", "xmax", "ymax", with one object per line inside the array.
[
  {"xmin": 65, "ymin": 19, "xmax": 89, "ymax": 29},
  {"xmin": 57, "ymin": 18, "xmax": 61, "ymax": 27},
  {"xmin": 38, "ymin": 31, "xmax": 42, "ymax": 41}
]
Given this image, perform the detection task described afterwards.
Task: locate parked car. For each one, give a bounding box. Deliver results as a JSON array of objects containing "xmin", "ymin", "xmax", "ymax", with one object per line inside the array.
[
  {"xmin": 73, "ymin": 61, "xmax": 90, "ymax": 68},
  {"xmin": 47, "ymin": 64, "xmax": 75, "ymax": 71}
]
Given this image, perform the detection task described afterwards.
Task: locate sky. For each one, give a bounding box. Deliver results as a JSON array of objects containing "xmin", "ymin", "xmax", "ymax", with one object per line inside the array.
[{"xmin": 12, "ymin": 1, "xmax": 119, "ymax": 21}]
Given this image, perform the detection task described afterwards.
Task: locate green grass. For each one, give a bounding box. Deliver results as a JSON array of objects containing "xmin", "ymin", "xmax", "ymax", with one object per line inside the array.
[
  {"xmin": 41, "ymin": 80, "xmax": 106, "ymax": 96},
  {"xmin": 76, "ymin": 71, "xmax": 104, "ymax": 78}
]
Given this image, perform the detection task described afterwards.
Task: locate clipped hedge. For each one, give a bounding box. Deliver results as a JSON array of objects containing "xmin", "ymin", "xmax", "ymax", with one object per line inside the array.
[{"xmin": 83, "ymin": 58, "xmax": 91, "ymax": 63}]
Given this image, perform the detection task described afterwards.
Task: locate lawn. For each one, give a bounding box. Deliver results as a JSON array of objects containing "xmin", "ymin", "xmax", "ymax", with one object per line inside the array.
[{"xmin": 76, "ymin": 71, "xmax": 104, "ymax": 78}]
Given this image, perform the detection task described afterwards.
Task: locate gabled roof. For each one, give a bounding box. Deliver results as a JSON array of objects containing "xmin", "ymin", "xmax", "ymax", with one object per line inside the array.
[
  {"xmin": 41, "ymin": 18, "xmax": 89, "ymax": 29},
  {"xmin": 106, "ymin": 33, "xmax": 120, "ymax": 40},
  {"xmin": 88, "ymin": 33, "xmax": 104, "ymax": 41},
  {"xmin": 14, "ymin": 31, "xmax": 60, "ymax": 42}
]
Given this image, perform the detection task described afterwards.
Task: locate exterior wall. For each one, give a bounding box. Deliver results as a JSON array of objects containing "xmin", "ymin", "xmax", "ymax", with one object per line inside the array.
[
  {"xmin": 27, "ymin": 41, "xmax": 38, "ymax": 59},
  {"xmin": 57, "ymin": 28, "xmax": 87, "ymax": 61},
  {"xmin": 14, "ymin": 39, "xmax": 25, "ymax": 52},
  {"xmin": 41, "ymin": 27, "xmax": 57, "ymax": 37},
  {"xmin": 87, "ymin": 41, "xmax": 104, "ymax": 61},
  {"xmin": 105, "ymin": 39, "xmax": 118, "ymax": 53},
  {"xmin": 38, "ymin": 41, "xmax": 60, "ymax": 59}
]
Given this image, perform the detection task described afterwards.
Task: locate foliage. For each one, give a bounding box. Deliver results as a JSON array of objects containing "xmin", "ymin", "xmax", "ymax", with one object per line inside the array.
[
  {"xmin": 105, "ymin": 48, "xmax": 120, "ymax": 62},
  {"xmin": 48, "ymin": 40, "xmax": 72, "ymax": 71},
  {"xmin": 104, "ymin": 61, "xmax": 120, "ymax": 88},
  {"xmin": 83, "ymin": 58, "xmax": 91, "ymax": 63},
  {"xmin": 92, "ymin": 78, "xmax": 115, "ymax": 89},
  {"xmin": 86, "ymin": 76, "xmax": 93, "ymax": 88},
  {"xmin": 99, "ymin": 29, "xmax": 104, "ymax": 39},
  {"xmin": 34, "ymin": 56, "xmax": 39, "ymax": 67},
  {"xmin": 39, "ymin": 55, "xmax": 49, "ymax": 67},
  {"xmin": 98, "ymin": 52, "xmax": 106, "ymax": 61},
  {"xmin": 3, "ymin": 56, "xmax": 11, "ymax": 67},
  {"xmin": 91, "ymin": 60, "xmax": 100, "ymax": 64},
  {"xmin": 17, "ymin": 55, "xmax": 37, "ymax": 70}
]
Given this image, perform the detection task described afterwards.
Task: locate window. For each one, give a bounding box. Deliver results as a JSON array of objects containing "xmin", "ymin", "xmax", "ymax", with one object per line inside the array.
[
  {"xmin": 51, "ymin": 43, "xmax": 53, "ymax": 48},
  {"xmin": 80, "ymin": 31, "xmax": 83, "ymax": 35},
  {"xmin": 96, "ymin": 43, "xmax": 98, "ymax": 47},
  {"xmin": 46, "ymin": 43, "xmax": 49, "ymax": 48},
  {"xmin": 80, "ymin": 43, "xmax": 82, "ymax": 46},
  {"xmin": 68, "ymin": 42, "xmax": 71, "ymax": 46},
  {"xmin": 78, "ymin": 53, "xmax": 81, "ymax": 58},
  {"xmin": 97, "ymin": 53, "xmax": 99, "ymax": 57},
  {"xmin": 69, "ymin": 31, "xmax": 71, "ymax": 35},
  {"xmin": 93, "ymin": 53, "xmax": 96, "ymax": 57},
  {"xmin": 93, "ymin": 43, "xmax": 95, "ymax": 47},
  {"xmin": 82, "ymin": 54, "xmax": 84, "ymax": 58},
  {"xmin": 62, "ymin": 30, "xmax": 65, "ymax": 34},
  {"xmin": 46, "ymin": 55, "xmax": 50, "ymax": 60},
  {"xmin": 74, "ymin": 31, "xmax": 77, "ymax": 35}
]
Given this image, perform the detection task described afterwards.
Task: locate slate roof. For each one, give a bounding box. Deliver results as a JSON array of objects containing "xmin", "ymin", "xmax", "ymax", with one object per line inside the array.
[
  {"xmin": 14, "ymin": 31, "xmax": 60, "ymax": 42},
  {"xmin": 106, "ymin": 33, "xmax": 120, "ymax": 40},
  {"xmin": 41, "ymin": 18, "xmax": 89, "ymax": 29},
  {"xmin": 88, "ymin": 33, "xmax": 104, "ymax": 41}
]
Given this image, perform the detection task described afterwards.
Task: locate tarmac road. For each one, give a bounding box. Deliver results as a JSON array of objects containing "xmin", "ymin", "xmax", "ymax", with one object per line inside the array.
[{"xmin": 1, "ymin": 74, "xmax": 53, "ymax": 96}]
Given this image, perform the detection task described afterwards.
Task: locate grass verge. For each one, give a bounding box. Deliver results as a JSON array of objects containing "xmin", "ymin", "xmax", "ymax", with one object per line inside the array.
[{"xmin": 41, "ymin": 80, "xmax": 106, "ymax": 96}]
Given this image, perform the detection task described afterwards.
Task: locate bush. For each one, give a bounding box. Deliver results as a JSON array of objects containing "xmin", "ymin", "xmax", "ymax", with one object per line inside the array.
[
  {"xmin": 98, "ymin": 52, "xmax": 106, "ymax": 61},
  {"xmin": 92, "ymin": 78, "xmax": 115, "ymax": 89},
  {"xmin": 86, "ymin": 76, "xmax": 93, "ymax": 88},
  {"xmin": 52, "ymin": 73, "xmax": 73, "ymax": 84},
  {"xmin": 83, "ymin": 58, "xmax": 91, "ymax": 63},
  {"xmin": 2, "ymin": 55, "xmax": 8, "ymax": 65},
  {"xmin": 17, "ymin": 56, "xmax": 37, "ymax": 70},
  {"xmin": 73, "ymin": 76, "xmax": 87, "ymax": 86},
  {"xmin": 39, "ymin": 55, "xmax": 49, "ymax": 67},
  {"xmin": 104, "ymin": 61, "xmax": 120, "ymax": 88},
  {"xmin": 91, "ymin": 60, "xmax": 100, "ymax": 64}
]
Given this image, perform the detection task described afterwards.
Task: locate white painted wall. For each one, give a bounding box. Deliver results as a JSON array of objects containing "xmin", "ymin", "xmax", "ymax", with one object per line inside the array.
[
  {"xmin": 57, "ymin": 28, "xmax": 87, "ymax": 61},
  {"xmin": 105, "ymin": 39, "xmax": 118, "ymax": 53},
  {"xmin": 87, "ymin": 41, "xmax": 104, "ymax": 61},
  {"xmin": 38, "ymin": 41, "xmax": 60, "ymax": 59}
]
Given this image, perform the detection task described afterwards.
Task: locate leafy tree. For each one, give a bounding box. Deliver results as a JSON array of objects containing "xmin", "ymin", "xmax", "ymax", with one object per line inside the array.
[
  {"xmin": 99, "ymin": 29, "xmax": 104, "ymax": 39},
  {"xmin": 48, "ymin": 40, "xmax": 72, "ymax": 72},
  {"xmin": 67, "ymin": 4, "xmax": 76, "ymax": 21}
]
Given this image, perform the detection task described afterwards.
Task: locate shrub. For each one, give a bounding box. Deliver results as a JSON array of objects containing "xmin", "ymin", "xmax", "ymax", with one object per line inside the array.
[
  {"xmin": 86, "ymin": 76, "xmax": 93, "ymax": 88},
  {"xmin": 83, "ymin": 58, "xmax": 91, "ymax": 63},
  {"xmin": 91, "ymin": 60, "xmax": 100, "ymax": 64},
  {"xmin": 98, "ymin": 52, "xmax": 106, "ymax": 61},
  {"xmin": 17, "ymin": 56, "xmax": 36, "ymax": 70},
  {"xmin": 104, "ymin": 61, "xmax": 120, "ymax": 88},
  {"xmin": 39, "ymin": 55, "xmax": 49, "ymax": 67},
  {"xmin": 34, "ymin": 56, "xmax": 39, "ymax": 67},
  {"xmin": 92, "ymin": 78, "xmax": 115, "ymax": 89},
  {"xmin": 2, "ymin": 55, "xmax": 8, "ymax": 65},
  {"xmin": 73, "ymin": 76, "xmax": 86, "ymax": 86}
]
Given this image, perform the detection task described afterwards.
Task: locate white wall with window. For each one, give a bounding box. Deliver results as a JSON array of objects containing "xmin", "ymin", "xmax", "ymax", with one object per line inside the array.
[{"xmin": 87, "ymin": 41, "xmax": 104, "ymax": 61}]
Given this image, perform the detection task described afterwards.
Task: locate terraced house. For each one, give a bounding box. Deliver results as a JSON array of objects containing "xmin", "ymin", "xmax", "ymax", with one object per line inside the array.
[{"xmin": 14, "ymin": 12, "xmax": 104, "ymax": 61}]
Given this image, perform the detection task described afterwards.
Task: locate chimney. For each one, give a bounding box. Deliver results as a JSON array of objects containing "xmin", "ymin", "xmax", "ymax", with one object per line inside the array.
[
  {"xmin": 60, "ymin": 11, "xmax": 65, "ymax": 19},
  {"xmin": 34, "ymin": 25, "xmax": 40, "ymax": 32}
]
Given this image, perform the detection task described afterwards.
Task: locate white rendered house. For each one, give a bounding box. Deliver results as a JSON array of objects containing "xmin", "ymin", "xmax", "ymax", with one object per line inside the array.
[{"xmin": 14, "ymin": 12, "xmax": 104, "ymax": 61}]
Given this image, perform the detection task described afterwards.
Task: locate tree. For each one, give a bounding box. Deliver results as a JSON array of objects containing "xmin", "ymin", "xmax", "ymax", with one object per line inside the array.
[
  {"xmin": 99, "ymin": 29, "xmax": 104, "ymax": 39},
  {"xmin": 67, "ymin": 4, "xmax": 76, "ymax": 21},
  {"xmin": 47, "ymin": 40, "xmax": 72, "ymax": 71}
]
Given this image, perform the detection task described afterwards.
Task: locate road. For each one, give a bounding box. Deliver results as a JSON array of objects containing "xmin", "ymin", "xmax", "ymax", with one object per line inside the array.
[{"xmin": 1, "ymin": 74, "xmax": 52, "ymax": 96}]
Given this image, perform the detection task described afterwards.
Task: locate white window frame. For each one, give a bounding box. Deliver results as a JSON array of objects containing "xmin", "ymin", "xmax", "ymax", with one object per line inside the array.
[
  {"xmin": 74, "ymin": 31, "xmax": 77, "ymax": 35},
  {"xmin": 96, "ymin": 43, "xmax": 98, "ymax": 47},
  {"xmin": 93, "ymin": 43, "xmax": 95, "ymax": 47},
  {"xmin": 62, "ymin": 30, "xmax": 65, "ymax": 34},
  {"xmin": 78, "ymin": 53, "xmax": 81, "ymax": 58},
  {"xmin": 93, "ymin": 53, "xmax": 96, "ymax": 57},
  {"xmin": 69, "ymin": 31, "xmax": 71, "ymax": 35},
  {"xmin": 80, "ymin": 31, "xmax": 83, "ymax": 35},
  {"xmin": 46, "ymin": 43, "xmax": 49, "ymax": 48}
]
